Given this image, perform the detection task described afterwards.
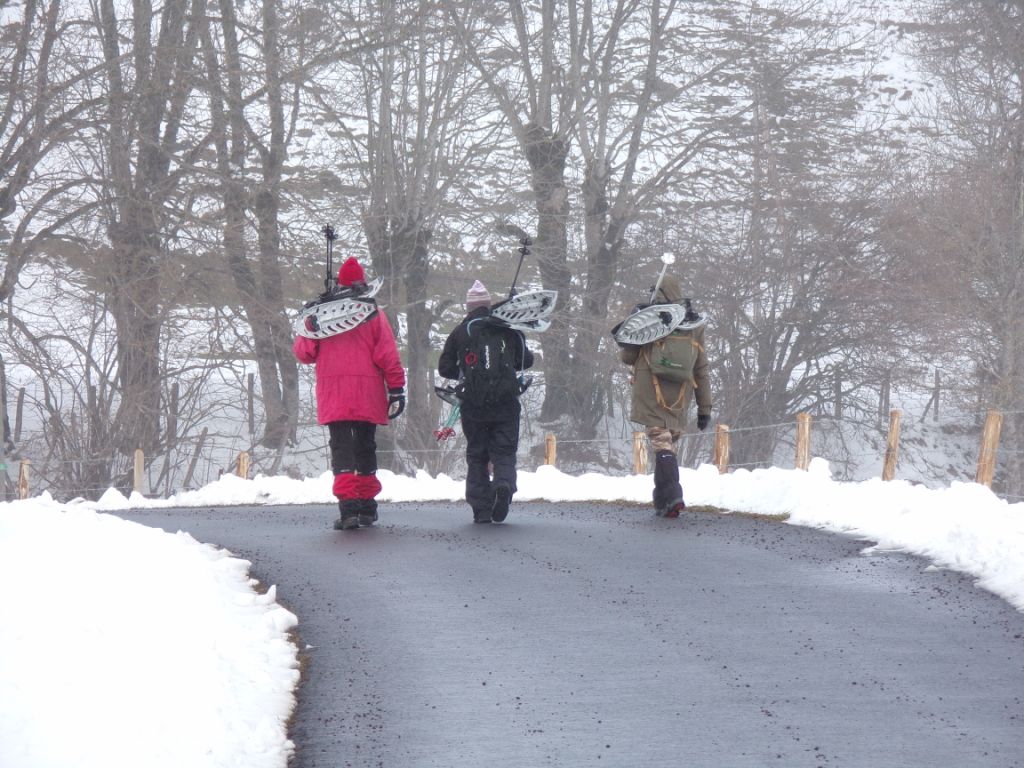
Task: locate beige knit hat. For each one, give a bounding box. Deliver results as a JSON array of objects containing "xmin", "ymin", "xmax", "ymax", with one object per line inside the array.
[{"xmin": 466, "ymin": 280, "xmax": 492, "ymax": 310}]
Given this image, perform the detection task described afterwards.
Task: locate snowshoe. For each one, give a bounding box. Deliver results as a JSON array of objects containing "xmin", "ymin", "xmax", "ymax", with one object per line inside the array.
[
  {"xmin": 293, "ymin": 277, "xmax": 384, "ymax": 339},
  {"xmin": 434, "ymin": 384, "xmax": 462, "ymax": 407},
  {"xmin": 490, "ymin": 289, "xmax": 558, "ymax": 332},
  {"xmin": 434, "ymin": 376, "xmax": 530, "ymax": 408},
  {"xmin": 612, "ymin": 303, "xmax": 705, "ymax": 346}
]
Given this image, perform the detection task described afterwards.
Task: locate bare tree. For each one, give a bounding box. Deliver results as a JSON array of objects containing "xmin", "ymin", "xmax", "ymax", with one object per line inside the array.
[
  {"xmin": 567, "ymin": 0, "xmax": 743, "ymax": 440},
  {"xmin": 453, "ymin": 0, "xmax": 903, "ymax": 461},
  {"xmin": 0, "ymin": 0, "xmax": 100, "ymax": 452},
  {"xmin": 91, "ymin": 0, "xmax": 206, "ymax": 454},
  {"xmin": 897, "ymin": 0, "xmax": 1024, "ymax": 496},
  {"xmin": 197, "ymin": 0, "xmax": 304, "ymax": 451},
  {"xmin": 620, "ymin": 0, "xmax": 910, "ymax": 468}
]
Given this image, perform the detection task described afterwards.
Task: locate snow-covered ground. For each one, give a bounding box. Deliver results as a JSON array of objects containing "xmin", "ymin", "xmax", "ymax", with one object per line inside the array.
[{"xmin": 2, "ymin": 458, "xmax": 1023, "ymax": 768}]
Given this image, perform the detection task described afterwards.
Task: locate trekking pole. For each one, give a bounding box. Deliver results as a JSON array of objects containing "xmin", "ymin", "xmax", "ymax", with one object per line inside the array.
[
  {"xmin": 322, "ymin": 225, "xmax": 337, "ymax": 294},
  {"xmin": 649, "ymin": 252, "xmax": 675, "ymax": 303},
  {"xmin": 508, "ymin": 237, "xmax": 531, "ymax": 298}
]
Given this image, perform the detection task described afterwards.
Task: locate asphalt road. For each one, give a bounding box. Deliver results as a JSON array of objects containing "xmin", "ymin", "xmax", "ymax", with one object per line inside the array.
[{"xmin": 119, "ymin": 501, "xmax": 1024, "ymax": 768}]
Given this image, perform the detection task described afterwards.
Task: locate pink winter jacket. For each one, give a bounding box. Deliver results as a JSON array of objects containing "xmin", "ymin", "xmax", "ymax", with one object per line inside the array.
[{"xmin": 293, "ymin": 312, "xmax": 406, "ymax": 425}]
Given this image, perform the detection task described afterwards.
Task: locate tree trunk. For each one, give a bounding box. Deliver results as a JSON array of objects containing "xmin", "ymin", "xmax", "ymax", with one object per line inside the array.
[
  {"xmin": 0, "ymin": 349, "xmax": 11, "ymax": 452},
  {"xmin": 396, "ymin": 223, "xmax": 435, "ymax": 459},
  {"xmin": 252, "ymin": 185, "xmax": 298, "ymax": 450},
  {"xmin": 107, "ymin": 209, "xmax": 164, "ymax": 454},
  {"xmin": 97, "ymin": 0, "xmax": 192, "ymax": 455},
  {"xmin": 523, "ymin": 122, "xmax": 573, "ymax": 424},
  {"xmin": 572, "ymin": 159, "xmax": 622, "ymax": 438},
  {"xmin": 249, "ymin": 0, "xmax": 298, "ymax": 450}
]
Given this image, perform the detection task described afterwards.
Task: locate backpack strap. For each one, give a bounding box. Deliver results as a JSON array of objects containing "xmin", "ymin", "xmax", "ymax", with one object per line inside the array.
[{"xmin": 643, "ymin": 348, "xmax": 688, "ymax": 413}]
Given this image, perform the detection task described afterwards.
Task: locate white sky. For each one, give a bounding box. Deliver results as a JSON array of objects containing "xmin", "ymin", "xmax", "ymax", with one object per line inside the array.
[{"xmin": 2, "ymin": 458, "xmax": 1022, "ymax": 767}]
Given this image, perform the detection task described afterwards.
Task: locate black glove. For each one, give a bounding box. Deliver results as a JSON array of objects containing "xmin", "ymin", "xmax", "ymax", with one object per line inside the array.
[
  {"xmin": 697, "ymin": 413, "xmax": 710, "ymax": 431},
  {"xmin": 387, "ymin": 387, "xmax": 406, "ymax": 420}
]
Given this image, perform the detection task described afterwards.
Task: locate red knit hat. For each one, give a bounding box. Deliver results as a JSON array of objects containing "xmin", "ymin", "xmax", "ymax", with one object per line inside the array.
[{"xmin": 337, "ymin": 257, "xmax": 366, "ymax": 287}]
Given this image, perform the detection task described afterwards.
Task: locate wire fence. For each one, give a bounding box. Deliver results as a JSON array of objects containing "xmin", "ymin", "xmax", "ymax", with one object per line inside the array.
[{"xmin": 2, "ymin": 405, "xmax": 1020, "ymax": 504}]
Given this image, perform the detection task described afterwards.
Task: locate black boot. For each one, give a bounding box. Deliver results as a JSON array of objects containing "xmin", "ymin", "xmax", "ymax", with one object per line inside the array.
[
  {"xmin": 491, "ymin": 482, "xmax": 512, "ymax": 523},
  {"xmin": 358, "ymin": 499, "xmax": 378, "ymax": 527},
  {"xmin": 653, "ymin": 450, "xmax": 684, "ymax": 518},
  {"xmin": 333, "ymin": 499, "xmax": 360, "ymax": 530},
  {"xmin": 473, "ymin": 508, "xmax": 492, "ymax": 524}
]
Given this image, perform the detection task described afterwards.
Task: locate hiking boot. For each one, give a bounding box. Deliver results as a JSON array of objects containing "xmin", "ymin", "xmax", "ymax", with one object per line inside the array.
[
  {"xmin": 491, "ymin": 482, "xmax": 512, "ymax": 523},
  {"xmin": 473, "ymin": 509, "xmax": 492, "ymax": 524},
  {"xmin": 357, "ymin": 499, "xmax": 378, "ymax": 527},
  {"xmin": 663, "ymin": 501, "xmax": 685, "ymax": 518},
  {"xmin": 333, "ymin": 514, "xmax": 359, "ymax": 530},
  {"xmin": 655, "ymin": 500, "xmax": 685, "ymax": 518},
  {"xmin": 334, "ymin": 499, "xmax": 360, "ymax": 530}
]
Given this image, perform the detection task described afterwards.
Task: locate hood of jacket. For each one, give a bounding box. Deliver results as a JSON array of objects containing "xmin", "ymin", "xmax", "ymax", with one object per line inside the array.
[{"xmin": 654, "ymin": 275, "xmax": 684, "ymax": 304}]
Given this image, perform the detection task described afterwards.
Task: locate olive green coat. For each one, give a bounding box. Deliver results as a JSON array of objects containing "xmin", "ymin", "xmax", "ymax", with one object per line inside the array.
[{"xmin": 619, "ymin": 276, "xmax": 712, "ymax": 430}]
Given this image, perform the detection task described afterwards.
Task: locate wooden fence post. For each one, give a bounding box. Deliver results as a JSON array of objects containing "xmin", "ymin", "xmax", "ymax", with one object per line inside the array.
[
  {"xmin": 795, "ymin": 413, "xmax": 812, "ymax": 470},
  {"xmin": 133, "ymin": 448, "xmax": 145, "ymax": 495},
  {"xmin": 237, "ymin": 451, "xmax": 251, "ymax": 479},
  {"xmin": 544, "ymin": 433, "xmax": 557, "ymax": 467},
  {"xmin": 632, "ymin": 431, "xmax": 648, "ymax": 474},
  {"xmin": 713, "ymin": 424, "xmax": 730, "ymax": 474},
  {"xmin": 882, "ymin": 409, "xmax": 902, "ymax": 481},
  {"xmin": 975, "ymin": 410, "xmax": 1003, "ymax": 488},
  {"xmin": 18, "ymin": 459, "xmax": 31, "ymax": 500}
]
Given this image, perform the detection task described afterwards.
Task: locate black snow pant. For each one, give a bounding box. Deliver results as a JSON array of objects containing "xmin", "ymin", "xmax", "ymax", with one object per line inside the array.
[
  {"xmin": 328, "ymin": 421, "xmax": 381, "ymax": 515},
  {"xmin": 461, "ymin": 414, "xmax": 520, "ymax": 514}
]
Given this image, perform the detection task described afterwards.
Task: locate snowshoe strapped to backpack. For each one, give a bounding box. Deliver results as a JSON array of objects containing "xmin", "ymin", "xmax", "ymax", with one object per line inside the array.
[
  {"xmin": 293, "ymin": 277, "xmax": 384, "ymax": 339},
  {"xmin": 611, "ymin": 301, "xmax": 706, "ymax": 346},
  {"xmin": 457, "ymin": 318, "xmax": 525, "ymax": 407},
  {"xmin": 489, "ymin": 289, "xmax": 558, "ymax": 332}
]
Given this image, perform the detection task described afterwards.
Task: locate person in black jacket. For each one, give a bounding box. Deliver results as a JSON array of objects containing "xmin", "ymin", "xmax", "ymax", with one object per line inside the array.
[{"xmin": 438, "ymin": 280, "xmax": 535, "ymax": 523}]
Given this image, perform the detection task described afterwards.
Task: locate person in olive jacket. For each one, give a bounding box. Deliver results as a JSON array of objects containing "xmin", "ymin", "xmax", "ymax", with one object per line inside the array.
[
  {"xmin": 619, "ymin": 274, "xmax": 712, "ymax": 518},
  {"xmin": 438, "ymin": 280, "xmax": 534, "ymax": 524},
  {"xmin": 293, "ymin": 256, "xmax": 406, "ymax": 531}
]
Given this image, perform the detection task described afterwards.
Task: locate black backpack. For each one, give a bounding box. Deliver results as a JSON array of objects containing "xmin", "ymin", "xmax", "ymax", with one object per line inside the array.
[{"xmin": 459, "ymin": 319, "xmax": 522, "ymax": 407}]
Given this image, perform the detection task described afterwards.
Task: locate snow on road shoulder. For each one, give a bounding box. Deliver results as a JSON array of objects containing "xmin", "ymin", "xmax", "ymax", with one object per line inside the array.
[
  {"xmin": 0, "ymin": 494, "xmax": 299, "ymax": 768},
  {"xmin": 692, "ymin": 458, "xmax": 1024, "ymax": 612}
]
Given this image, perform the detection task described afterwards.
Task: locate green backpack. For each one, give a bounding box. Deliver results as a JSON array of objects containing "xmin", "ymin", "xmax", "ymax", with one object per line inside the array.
[{"xmin": 646, "ymin": 329, "xmax": 700, "ymax": 385}]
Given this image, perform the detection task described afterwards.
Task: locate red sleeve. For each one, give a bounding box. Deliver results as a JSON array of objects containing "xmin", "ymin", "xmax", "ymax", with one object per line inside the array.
[
  {"xmin": 371, "ymin": 314, "xmax": 406, "ymax": 389},
  {"xmin": 293, "ymin": 335, "xmax": 319, "ymax": 364}
]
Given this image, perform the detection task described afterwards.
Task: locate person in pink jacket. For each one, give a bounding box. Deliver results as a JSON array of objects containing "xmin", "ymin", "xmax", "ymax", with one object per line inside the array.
[{"xmin": 293, "ymin": 256, "xmax": 406, "ymax": 530}]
